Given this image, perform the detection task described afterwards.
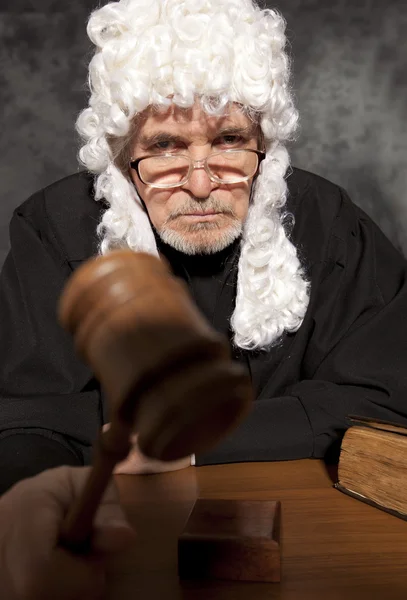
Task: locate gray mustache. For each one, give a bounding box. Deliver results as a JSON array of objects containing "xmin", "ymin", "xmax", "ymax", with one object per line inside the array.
[{"xmin": 167, "ymin": 197, "xmax": 237, "ymax": 221}]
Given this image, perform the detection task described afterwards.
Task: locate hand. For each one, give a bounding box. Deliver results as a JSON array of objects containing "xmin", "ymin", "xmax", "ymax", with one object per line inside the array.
[
  {"xmin": 0, "ymin": 466, "xmax": 136, "ymax": 600},
  {"xmin": 103, "ymin": 424, "xmax": 192, "ymax": 475}
]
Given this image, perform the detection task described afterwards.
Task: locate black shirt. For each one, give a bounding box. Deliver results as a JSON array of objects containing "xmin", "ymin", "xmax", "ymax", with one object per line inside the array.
[{"xmin": 1, "ymin": 167, "xmax": 407, "ymax": 491}]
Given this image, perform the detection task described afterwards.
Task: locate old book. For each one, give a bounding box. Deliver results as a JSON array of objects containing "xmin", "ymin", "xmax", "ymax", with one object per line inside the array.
[{"xmin": 335, "ymin": 416, "xmax": 407, "ymax": 520}]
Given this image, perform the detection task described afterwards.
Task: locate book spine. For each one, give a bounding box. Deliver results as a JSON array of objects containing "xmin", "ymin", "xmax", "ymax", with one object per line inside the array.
[{"xmin": 334, "ymin": 483, "xmax": 407, "ymax": 522}]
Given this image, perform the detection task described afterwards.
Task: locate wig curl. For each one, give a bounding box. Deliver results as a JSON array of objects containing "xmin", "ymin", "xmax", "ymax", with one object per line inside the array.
[{"xmin": 76, "ymin": 0, "xmax": 310, "ymax": 350}]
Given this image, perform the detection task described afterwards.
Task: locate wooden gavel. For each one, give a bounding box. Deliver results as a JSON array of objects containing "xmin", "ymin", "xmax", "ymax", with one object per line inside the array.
[{"xmin": 58, "ymin": 249, "xmax": 252, "ymax": 552}]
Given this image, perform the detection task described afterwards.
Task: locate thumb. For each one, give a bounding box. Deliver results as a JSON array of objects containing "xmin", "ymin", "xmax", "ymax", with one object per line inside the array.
[
  {"xmin": 91, "ymin": 478, "xmax": 136, "ymax": 555},
  {"xmin": 91, "ymin": 520, "xmax": 136, "ymax": 554}
]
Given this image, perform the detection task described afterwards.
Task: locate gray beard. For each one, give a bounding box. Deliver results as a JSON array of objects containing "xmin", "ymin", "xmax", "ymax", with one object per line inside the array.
[{"xmin": 157, "ymin": 219, "xmax": 243, "ymax": 255}]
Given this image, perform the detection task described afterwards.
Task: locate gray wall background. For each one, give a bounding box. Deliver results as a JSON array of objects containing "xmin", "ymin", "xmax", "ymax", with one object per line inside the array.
[{"xmin": 1, "ymin": 0, "xmax": 406, "ymax": 269}]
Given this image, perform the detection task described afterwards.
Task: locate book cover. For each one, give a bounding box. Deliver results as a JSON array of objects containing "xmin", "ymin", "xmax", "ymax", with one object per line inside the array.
[{"xmin": 335, "ymin": 416, "xmax": 407, "ymax": 521}]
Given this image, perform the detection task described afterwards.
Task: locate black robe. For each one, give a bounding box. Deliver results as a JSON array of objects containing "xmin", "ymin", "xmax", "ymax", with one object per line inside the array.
[{"xmin": 1, "ymin": 166, "xmax": 406, "ymax": 491}]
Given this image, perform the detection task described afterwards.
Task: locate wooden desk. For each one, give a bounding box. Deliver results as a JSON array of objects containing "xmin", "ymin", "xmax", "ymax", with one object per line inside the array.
[{"xmin": 108, "ymin": 460, "xmax": 407, "ymax": 599}]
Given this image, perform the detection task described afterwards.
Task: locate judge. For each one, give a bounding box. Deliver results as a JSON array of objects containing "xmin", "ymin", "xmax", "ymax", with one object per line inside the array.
[{"xmin": 1, "ymin": 0, "xmax": 407, "ymax": 493}]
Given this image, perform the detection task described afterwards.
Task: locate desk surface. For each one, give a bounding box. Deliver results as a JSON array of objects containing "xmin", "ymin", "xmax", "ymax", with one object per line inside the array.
[{"xmin": 109, "ymin": 460, "xmax": 407, "ymax": 599}]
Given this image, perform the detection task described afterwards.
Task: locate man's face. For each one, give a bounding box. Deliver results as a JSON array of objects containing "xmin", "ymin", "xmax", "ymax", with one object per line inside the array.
[{"xmin": 129, "ymin": 100, "xmax": 259, "ymax": 255}]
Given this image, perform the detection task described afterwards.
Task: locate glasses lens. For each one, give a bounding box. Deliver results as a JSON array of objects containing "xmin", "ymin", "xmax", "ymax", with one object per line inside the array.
[
  {"xmin": 207, "ymin": 150, "xmax": 258, "ymax": 183},
  {"xmin": 139, "ymin": 155, "xmax": 190, "ymax": 187}
]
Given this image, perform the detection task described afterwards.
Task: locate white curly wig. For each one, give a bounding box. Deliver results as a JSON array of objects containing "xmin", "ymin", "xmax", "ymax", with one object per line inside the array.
[{"xmin": 76, "ymin": 0, "xmax": 310, "ymax": 351}]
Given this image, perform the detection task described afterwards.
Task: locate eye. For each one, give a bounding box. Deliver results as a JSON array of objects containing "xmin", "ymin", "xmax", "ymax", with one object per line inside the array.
[
  {"xmin": 215, "ymin": 134, "xmax": 244, "ymax": 146},
  {"xmin": 153, "ymin": 140, "xmax": 175, "ymax": 151}
]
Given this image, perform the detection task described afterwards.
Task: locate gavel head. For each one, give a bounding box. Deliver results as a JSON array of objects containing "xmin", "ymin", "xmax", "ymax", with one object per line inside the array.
[{"xmin": 58, "ymin": 250, "xmax": 252, "ymax": 462}]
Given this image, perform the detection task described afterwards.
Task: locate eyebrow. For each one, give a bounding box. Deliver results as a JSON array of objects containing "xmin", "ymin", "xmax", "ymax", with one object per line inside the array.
[
  {"xmin": 217, "ymin": 125, "xmax": 258, "ymax": 138},
  {"xmin": 138, "ymin": 125, "xmax": 258, "ymax": 149},
  {"xmin": 139, "ymin": 132, "xmax": 186, "ymax": 148}
]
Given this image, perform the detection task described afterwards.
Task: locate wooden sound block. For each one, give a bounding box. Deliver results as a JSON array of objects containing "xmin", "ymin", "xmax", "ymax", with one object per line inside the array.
[{"xmin": 178, "ymin": 499, "xmax": 281, "ymax": 583}]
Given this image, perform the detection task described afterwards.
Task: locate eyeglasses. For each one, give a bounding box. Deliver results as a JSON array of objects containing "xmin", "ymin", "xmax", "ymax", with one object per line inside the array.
[{"xmin": 129, "ymin": 149, "xmax": 266, "ymax": 189}]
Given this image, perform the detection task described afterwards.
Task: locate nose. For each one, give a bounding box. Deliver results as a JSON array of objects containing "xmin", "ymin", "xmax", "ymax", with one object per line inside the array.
[{"xmin": 182, "ymin": 163, "xmax": 216, "ymax": 199}]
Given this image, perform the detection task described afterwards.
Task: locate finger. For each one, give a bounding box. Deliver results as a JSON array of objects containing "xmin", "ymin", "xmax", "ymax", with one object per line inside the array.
[
  {"xmin": 92, "ymin": 486, "xmax": 135, "ymax": 554},
  {"xmin": 91, "ymin": 522, "xmax": 136, "ymax": 554},
  {"xmin": 30, "ymin": 464, "xmax": 120, "ymax": 511},
  {"xmin": 16, "ymin": 466, "xmax": 93, "ymax": 516},
  {"xmin": 16, "ymin": 549, "xmax": 106, "ymax": 600},
  {"xmin": 11, "ymin": 466, "xmax": 132, "ymax": 553}
]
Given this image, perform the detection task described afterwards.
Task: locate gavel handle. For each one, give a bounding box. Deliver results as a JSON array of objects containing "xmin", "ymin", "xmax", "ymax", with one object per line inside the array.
[{"xmin": 59, "ymin": 425, "xmax": 132, "ymax": 554}]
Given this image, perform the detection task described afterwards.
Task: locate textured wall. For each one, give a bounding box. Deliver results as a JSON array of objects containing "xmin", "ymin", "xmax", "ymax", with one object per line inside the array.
[
  {"xmin": 276, "ymin": 0, "xmax": 407, "ymax": 254},
  {"xmin": 1, "ymin": 0, "xmax": 406, "ymax": 269}
]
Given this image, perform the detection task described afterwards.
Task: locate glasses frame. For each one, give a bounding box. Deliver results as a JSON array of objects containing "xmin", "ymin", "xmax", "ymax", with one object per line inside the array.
[{"xmin": 129, "ymin": 149, "xmax": 266, "ymax": 189}]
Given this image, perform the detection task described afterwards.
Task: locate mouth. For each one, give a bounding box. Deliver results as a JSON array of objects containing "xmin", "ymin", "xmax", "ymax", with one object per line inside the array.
[
  {"xmin": 184, "ymin": 211, "xmax": 222, "ymax": 216},
  {"xmin": 181, "ymin": 212, "xmax": 224, "ymax": 221}
]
